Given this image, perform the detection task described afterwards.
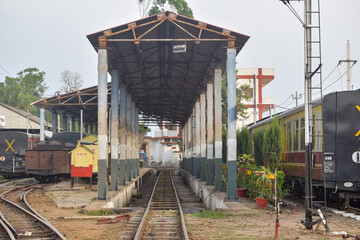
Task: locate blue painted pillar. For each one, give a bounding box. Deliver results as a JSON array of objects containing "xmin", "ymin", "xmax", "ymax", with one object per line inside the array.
[
  {"xmin": 131, "ymin": 101, "xmax": 136, "ymax": 179},
  {"xmin": 52, "ymin": 112, "xmax": 57, "ymax": 135},
  {"xmin": 62, "ymin": 114, "xmax": 67, "ymax": 132},
  {"xmin": 206, "ymin": 82, "xmax": 214, "ymax": 185},
  {"xmin": 110, "ymin": 69, "xmax": 119, "ymax": 191},
  {"xmin": 71, "ymin": 118, "xmax": 76, "ymax": 132},
  {"xmin": 97, "ymin": 40, "xmax": 109, "ymax": 200},
  {"xmin": 126, "ymin": 93, "xmax": 132, "ymax": 181},
  {"xmin": 226, "ymin": 47, "xmax": 238, "ymax": 201},
  {"xmin": 214, "ymin": 68, "xmax": 223, "ymax": 191},
  {"xmin": 119, "ymin": 83, "xmax": 127, "ymax": 185},
  {"xmin": 40, "ymin": 108, "xmax": 45, "ymax": 141},
  {"xmin": 135, "ymin": 107, "xmax": 140, "ymax": 176}
]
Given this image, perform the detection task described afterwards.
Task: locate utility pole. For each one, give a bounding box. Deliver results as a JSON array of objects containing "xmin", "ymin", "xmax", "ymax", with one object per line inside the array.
[
  {"xmin": 339, "ymin": 40, "xmax": 357, "ymax": 90},
  {"xmin": 291, "ymin": 91, "xmax": 302, "ymax": 106}
]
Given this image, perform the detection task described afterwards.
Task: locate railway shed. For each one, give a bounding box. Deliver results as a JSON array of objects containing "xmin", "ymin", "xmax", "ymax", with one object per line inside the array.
[{"xmin": 33, "ymin": 12, "xmax": 250, "ymax": 200}]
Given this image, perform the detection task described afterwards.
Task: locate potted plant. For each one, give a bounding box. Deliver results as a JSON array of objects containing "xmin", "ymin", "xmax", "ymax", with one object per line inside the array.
[
  {"xmin": 236, "ymin": 154, "xmax": 254, "ymax": 198},
  {"xmin": 255, "ymin": 166, "xmax": 273, "ymax": 209}
]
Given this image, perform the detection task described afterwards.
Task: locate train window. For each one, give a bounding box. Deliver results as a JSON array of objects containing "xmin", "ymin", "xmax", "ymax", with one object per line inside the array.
[
  {"xmin": 287, "ymin": 122, "xmax": 292, "ymax": 152},
  {"xmin": 293, "ymin": 119, "xmax": 299, "ymax": 151},
  {"xmin": 312, "ymin": 114, "xmax": 315, "ymax": 151},
  {"xmin": 300, "ymin": 118, "xmax": 305, "ymax": 150}
]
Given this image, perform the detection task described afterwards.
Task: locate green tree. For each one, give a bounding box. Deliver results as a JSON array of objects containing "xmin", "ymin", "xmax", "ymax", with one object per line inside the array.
[
  {"xmin": 137, "ymin": 0, "xmax": 194, "ymax": 18},
  {"xmin": 237, "ymin": 127, "xmax": 250, "ymax": 155},
  {"xmin": 253, "ymin": 130, "xmax": 265, "ymax": 166},
  {"xmin": 0, "ymin": 68, "xmax": 47, "ymax": 115},
  {"xmin": 264, "ymin": 117, "xmax": 283, "ymax": 172}
]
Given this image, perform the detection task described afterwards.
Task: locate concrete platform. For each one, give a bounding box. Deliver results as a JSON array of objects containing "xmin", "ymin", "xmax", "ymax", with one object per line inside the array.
[{"xmin": 181, "ymin": 169, "xmax": 252, "ymax": 211}]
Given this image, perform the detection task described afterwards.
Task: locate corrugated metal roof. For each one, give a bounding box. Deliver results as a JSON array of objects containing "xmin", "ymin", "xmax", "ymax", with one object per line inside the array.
[{"xmin": 33, "ymin": 12, "xmax": 250, "ymax": 126}]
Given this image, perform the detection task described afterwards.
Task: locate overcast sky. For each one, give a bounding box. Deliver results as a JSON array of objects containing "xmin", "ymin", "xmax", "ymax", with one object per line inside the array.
[{"xmin": 1, "ymin": 0, "xmax": 359, "ymax": 114}]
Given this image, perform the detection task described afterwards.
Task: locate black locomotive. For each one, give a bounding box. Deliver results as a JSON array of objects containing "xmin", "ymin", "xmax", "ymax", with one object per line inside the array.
[{"xmin": 0, "ymin": 131, "xmax": 39, "ymax": 177}]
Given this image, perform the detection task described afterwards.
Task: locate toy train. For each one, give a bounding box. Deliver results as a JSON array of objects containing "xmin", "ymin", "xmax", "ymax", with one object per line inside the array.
[{"xmin": 249, "ymin": 90, "xmax": 360, "ymax": 203}]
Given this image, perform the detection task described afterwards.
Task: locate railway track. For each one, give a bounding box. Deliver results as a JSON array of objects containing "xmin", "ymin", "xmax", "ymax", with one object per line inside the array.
[
  {"xmin": 0, "ymin": 184, "xmax": 66, "ymax": 239},
  {"xmin": 129, "ymin": 169, "xmax": 189, "ymax": 240}
]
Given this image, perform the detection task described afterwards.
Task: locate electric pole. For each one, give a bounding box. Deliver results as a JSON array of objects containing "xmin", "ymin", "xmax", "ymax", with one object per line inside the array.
[
  {"xmin": 339, "ymin": 40, "xmax": 357, "ymax": 90},
  {"xmin": 291, "ymin": 91, "xmax": 302, "ymax": 106}
]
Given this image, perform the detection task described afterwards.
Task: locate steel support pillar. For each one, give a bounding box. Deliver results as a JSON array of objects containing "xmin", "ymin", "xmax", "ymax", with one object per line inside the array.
[
  {"xmin": 206, "ymin": 82, "xmax": 214, "ymax": 185},
  {"xmin": 135, "ymin": 108, "xmax": 139, "ymax": 176},
  {"xmin": 40, "ymin": 108, "xmax": 45, "ymax": 141},
  {"xmin": 62, "ymin": 115, "xmax": 67, "ymax": 132},
  {"xmin": 97, "ymin": 46, "xmax": 108, "ymax": 200},
  {"xmin": 52, "ymin": 112, "xmax": 57, "ymax": 135},
  {"xmin": 119, "ymin": 83, "xmax": 127, "ymax": 185},
  {"xmin": 110, "ymin": 69, "xmax": 119, "ymax": 191},
  {"xmin": 80, "ymin": 109, "xmax": 83, "ymax": 141},
  {"xmin": 84, "ymin": 124, "xmax": 88, "ymax": 135},
  {"xmin": 214, "ymin": 68, "xmax": 223, "ymax": 191},
  {"xmin": 126, "ymin": 93, "xmax": 132, "ymax": 181},
  {"xmin": 200, "ymin": 92, "xmax": 206, "ymax": 181},
  {"xmin": 195, "ymin": 100, "xmax": 201, "ymax": 178},
  {"xmin": 226, "ymin": 47, "xmax": 238, "ymax": 201},
  {"xmin": 131, "ymin": 101, "xmax": 136, "ymax": 179},
  {"xmin": 191, "ymin": 109, "xmax": 196, "ymax": 176}
]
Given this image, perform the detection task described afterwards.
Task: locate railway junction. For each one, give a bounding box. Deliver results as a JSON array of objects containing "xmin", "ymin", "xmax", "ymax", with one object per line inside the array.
[{"xmin": 2, "ymin": 10, "xmax": 359, "ymax": 240}]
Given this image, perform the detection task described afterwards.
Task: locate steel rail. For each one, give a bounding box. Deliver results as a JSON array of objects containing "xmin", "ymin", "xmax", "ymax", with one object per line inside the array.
[
  {"xmin": 23, "ymin": 187, "xmax": 66, "ymax": 239},
  {"xmin": 170, "ymin": 170, "xmax": 190, "ymax": 240},
  {"xmin": 0, "ymin": 185, "xmax": 67, "ymax": 240},
  {"xmin": 0, "ymin": 212, "xmax": 16, "ymax": 240},
  {"xmin": 133, "ymin": 170, "xmax": 162, "ymax": 240}
]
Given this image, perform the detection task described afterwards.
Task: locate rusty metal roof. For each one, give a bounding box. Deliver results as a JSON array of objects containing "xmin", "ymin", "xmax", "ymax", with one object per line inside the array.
[{"xmin": 34, "ymin": 12, "xmax": 249, "ymax": 125}]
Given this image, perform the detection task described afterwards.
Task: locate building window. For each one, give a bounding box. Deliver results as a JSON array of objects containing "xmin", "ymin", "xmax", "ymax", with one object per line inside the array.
[
  {"xmin": 165, "ymin": 124, "xmax": 177, "ymax": 131},
  {"xmin": 244, "ymin": 88, "xmax": 253, "ymax": 98}
]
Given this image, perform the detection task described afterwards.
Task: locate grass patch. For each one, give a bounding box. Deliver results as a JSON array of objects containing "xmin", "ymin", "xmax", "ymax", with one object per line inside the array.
[
  {"xmin": 192, "ymin": 210, "xmax": 235, "ymax": 219},
  {"xmin": 82, "ymin": 210, "xmax": 115, "ymax": 216}
]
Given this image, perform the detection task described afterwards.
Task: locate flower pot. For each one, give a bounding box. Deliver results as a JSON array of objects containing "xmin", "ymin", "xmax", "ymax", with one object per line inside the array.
[
  {"xmin": 256, "ymin": 197, "xmax": 268, "ymax": 209},
  {"xmin": 237, "ymin": 188, "xmax": 247, "ymax": 198}
]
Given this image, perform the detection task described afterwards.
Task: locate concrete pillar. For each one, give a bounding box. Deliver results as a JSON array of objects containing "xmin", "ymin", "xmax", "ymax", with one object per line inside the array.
[
  {"xmin": 62, "ymin": 114, "xmax": 67, "ymax": 132},
  {"xmin": 110, "ymin": 69, "xmax": 119, "ymax": 191},
  {"xmin": 182, "ymin": 123, "xmax": 187, "ymax": 171},
  {"xmin": 90, "ymin": 125, "xmax": 93, "ymax": 135},
  {"xmin": 97, "ymin": 45, "xmax": 108, "ymax": 200},
  {"xmin": 126, "ymin": 93, "xmax": 132, "ymax": 181},
  {"xmin": 119, "ymin": 83, "xmax": 127, "ymax": 185},
  {"xmin": 226, "ymin": 47, "xmax": 237, "ymax": 200},
  {"xmin": 188, "ymin": 115, "xmax": 192, "ymax": 175},
  {"xmin": 195, "ymin": 100, "xmax": 201, "ymax": 178},
  {"xmin": 206, "ymin": 82, "xmax": 214, "ymax": 185},
  {"xmin": 52, "ymin": 112, "xmax": 57, "ymax": 135},
  {"xmin": 40, "ymin": 108, "xmax": 45, "ymax": 141},
  {"xmin": 71, "ymin": 118, "xmax": 75, "ymax": 132},
  {"xmin": 135, "ymin": 108, "xmax": 139, "ymax": 176},
  {"xmin": 200, "ymin": 92, "xmax": 206, "ymax": 181},
  {"xmin": 84, "ymin": 124, "xmax": 88, "ymax": 135},
  {"xmin": 131, "ymin": 101, "xmax": 136, "ymax": 179},
  {"xmin": 214, "ymin": 68, "xmax": 223, "ymax": 191}
]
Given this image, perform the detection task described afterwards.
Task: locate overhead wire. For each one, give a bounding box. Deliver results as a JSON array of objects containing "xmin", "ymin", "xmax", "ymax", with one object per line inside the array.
[
  {"xmin": 0, "ymin": 64, "xmax": 12, "ymax": 77},
  {"xmin": 282, "ymin": 1, "xmax": 304, "ymax": 26}
]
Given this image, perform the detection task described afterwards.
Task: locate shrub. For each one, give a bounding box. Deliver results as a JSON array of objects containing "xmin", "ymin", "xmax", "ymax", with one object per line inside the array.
[
  {"xmin": 253, "ymin": 130, "xmax": 265, "ymax": 166},
  {"xmin": 264, "ymin": 117, "xmax": 282, "ymax": 172}
]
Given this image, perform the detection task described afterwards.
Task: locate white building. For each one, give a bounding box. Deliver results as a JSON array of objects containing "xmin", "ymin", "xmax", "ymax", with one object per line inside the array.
[
  {"xmin": 147, "ymin": 123, "xmax": 181, "ymax": 166},
  {"xmin": 236, "ymin": 68, "xmax": 275, "ymax": 129}
]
